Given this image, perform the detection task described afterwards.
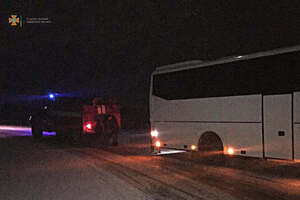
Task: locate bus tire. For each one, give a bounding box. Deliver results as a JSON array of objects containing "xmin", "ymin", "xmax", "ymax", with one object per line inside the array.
[{"xmin": 198, "ymin": 132, "xmax": 224, "ymax": 163}]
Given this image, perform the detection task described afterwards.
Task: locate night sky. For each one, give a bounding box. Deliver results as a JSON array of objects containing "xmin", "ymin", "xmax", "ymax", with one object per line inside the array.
[{"xmin": 1, "ymin": 0, "xmax": 300, "ymax": 122}]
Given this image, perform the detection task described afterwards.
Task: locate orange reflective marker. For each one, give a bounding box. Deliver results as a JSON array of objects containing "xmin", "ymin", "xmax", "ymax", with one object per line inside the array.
[
  {"xmin": 228, "ymin": 147, "xmax": 234, "ymax": 155},
  {"xmin": 155, "ymin": 141, "xmax": 161, "ymax": 148},
  {"xmin": 191, "ymin": 145, "xmax": 196, "ymax": 151}
]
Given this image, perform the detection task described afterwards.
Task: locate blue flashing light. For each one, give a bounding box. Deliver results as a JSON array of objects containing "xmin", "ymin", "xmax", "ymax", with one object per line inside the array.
[{"xmin": 48, "ymin": 93, "xmax": 56, "ymax": 100}]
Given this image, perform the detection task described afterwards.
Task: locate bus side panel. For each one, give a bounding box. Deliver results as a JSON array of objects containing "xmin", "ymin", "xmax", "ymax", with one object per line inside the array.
[
  {"xmin": 154, "ymin": 122, "xmax": 263, "ymax": 158},
  {"xmin": 151, "ymin": 95, "xmax": 262, "ymax": 122},
  {"xmin": 151, "ymin": 94, "xmax": 263, "ymax": 158},
  {"xmin": 294, "ymin": 92, "xmax": 300, "ymax": 160}
]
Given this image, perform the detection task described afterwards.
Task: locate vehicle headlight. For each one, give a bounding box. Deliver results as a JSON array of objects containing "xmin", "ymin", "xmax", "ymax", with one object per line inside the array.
[{"xmin": 151, "ymin": 129, "xmax": 159, "ymax": 137}]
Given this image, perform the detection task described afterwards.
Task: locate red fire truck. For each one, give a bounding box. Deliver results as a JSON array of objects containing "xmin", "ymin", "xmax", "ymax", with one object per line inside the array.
[{"xmin": 30, "ymin": 95, "xmax": 120, "ymax": 146}]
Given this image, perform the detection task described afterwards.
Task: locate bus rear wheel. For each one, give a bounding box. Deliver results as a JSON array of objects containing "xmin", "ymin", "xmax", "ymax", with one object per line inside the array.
[{"xmin": 198, "ymin": 132, "xmax": 224, "ymax": 163}]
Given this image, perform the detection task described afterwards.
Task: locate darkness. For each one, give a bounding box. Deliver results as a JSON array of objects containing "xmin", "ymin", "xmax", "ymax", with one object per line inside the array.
[{"xmin": 1, "ymin": 0, "xmax": 300, "ymax": 126}]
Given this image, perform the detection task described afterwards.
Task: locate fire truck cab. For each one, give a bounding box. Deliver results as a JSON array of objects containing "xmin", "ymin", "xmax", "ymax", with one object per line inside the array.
[{"xmin": 30, "ymin": 95, "xmax": 120, "ymax": 146}]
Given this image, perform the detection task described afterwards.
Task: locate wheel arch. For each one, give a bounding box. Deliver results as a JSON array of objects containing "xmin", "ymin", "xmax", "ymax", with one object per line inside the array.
[{"xmin": 198, "ymin": 131, "xmax": 225, "ymax": 152}]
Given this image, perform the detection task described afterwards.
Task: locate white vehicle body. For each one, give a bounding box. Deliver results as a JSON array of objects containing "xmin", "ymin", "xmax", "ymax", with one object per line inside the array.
[{"xmin": 150, "ymin": 45, "xmax": 300, "ymax": 160}]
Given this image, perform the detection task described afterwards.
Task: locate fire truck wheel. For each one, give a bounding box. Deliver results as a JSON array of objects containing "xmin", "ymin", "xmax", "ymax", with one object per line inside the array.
[
  {"xmin": 75, "ymin": 134, "xmax": 89, "ymax": 147},
  {"xmin": 72, "ymin": 132, "xmax": 82, "ymax": 146},
  {"xmin": 105, "ymin": 117, "xmax": 119, "ymax": 146},
  {"xmin": 31, "ymin": 124, "xmax": 42, "ymax": 140},
  {"xmin": 95, "ymin": 115, "xmax": 119, "ymax": 146},
  {"xmin": 55, "ymin": 130, "xmax": 64, "ymax": 140},
  {"xmin": 112, "ymin": 133, "xmax": 118, "ymax": 146},
  {"xmin": 107, "ymin": 132, "xmax": 118, "ymax": 146}
]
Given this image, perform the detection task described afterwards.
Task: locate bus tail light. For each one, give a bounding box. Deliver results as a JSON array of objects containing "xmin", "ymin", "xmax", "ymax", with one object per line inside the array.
[{"xmin": 151, "ymin": 129, "xmax": 159, "ymax": 137}]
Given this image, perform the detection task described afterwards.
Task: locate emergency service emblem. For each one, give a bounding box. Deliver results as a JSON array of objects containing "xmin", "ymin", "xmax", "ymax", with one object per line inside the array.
[{"xmin": 9, "ymin": 15, "xmax": 20, "ymax": 26}]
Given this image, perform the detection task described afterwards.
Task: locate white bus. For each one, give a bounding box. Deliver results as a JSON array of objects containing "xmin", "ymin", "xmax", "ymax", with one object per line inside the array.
[{"xmin": 150, "ymin": 45, "xmax": 300, "ymax": 160}]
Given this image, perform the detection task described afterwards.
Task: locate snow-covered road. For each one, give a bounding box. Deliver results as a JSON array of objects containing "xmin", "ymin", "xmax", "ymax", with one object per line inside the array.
[{"xmin": 0, "ymin": 127, "xmax": 300, "ymax": 200}]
